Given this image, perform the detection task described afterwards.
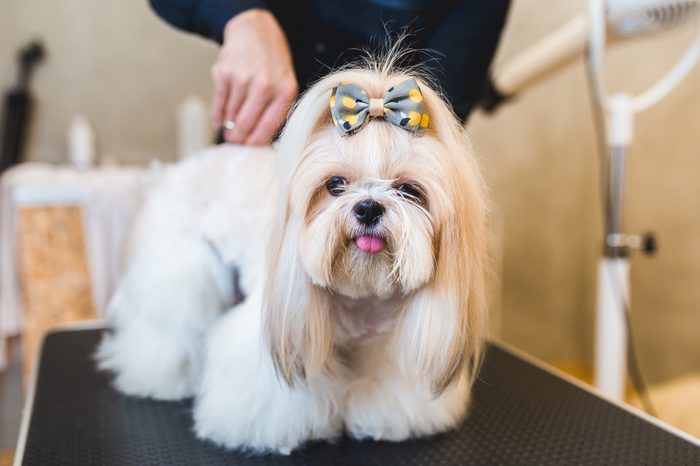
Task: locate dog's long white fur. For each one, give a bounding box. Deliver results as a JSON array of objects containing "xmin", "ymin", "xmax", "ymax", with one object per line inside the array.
[{"xmin": 96, "ymin": 60, "xmax": 488, "ymax": 454}]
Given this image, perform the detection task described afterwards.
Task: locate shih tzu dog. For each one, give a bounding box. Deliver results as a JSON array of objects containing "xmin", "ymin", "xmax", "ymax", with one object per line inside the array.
[{"xmin": 97, "ymin": 55, "xmax": 489, "ymax": 454}]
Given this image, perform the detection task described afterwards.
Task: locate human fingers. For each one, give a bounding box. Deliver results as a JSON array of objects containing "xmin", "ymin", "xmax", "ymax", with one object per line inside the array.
[
  {"xmin": 244, "ymin": 81, "xmax": 297, "ymax": 145},
  {"xmin": 228, "ymin": 78, "xmax": 274, "ymax": 144},
  {"xmin": 210, "ymin": 65, "xmax": 231, "ymax": 129}
]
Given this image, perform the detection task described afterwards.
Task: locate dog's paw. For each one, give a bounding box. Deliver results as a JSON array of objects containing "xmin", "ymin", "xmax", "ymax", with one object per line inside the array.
[
  {"xmin": 344, "ymin": 380, "xmax": 413, "ymax": 442},
  {"xmin": 193, "ymin": 385, "xmax": 343, "ymax": 454},
  {"xmin": 344, "ymin": 377, "xmax": 469, "ymax": 442},
  {"xmin": 96, "ymin": 330, "xmax": 200, "ymax": 400}
]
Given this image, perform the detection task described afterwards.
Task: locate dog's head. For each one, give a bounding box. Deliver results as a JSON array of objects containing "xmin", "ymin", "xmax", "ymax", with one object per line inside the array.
[{"xmin": 265, "ymin": 64, "xmax": 488, "ymax": 394}]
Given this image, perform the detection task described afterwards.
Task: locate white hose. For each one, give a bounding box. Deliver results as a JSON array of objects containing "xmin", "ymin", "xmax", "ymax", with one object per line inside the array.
[
  {"xmin": 632, "ymin": 17, "xmax": 700, "ymax": 112},
  {"xmin": 588, "ymin": 0, "xmax": 700, "ymax": 115},
  {"xmin": 587, "ymin": 0, "xmax": 608, "ymax": 108}
]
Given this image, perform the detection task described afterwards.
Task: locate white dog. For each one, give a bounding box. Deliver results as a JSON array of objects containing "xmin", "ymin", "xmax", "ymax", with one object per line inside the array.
[{"xmin": 97, "ymin": 56, "xmax": 489, "ymax": 454}]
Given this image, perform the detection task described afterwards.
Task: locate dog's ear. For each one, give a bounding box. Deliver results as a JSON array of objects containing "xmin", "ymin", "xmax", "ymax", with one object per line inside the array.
[
  {"xmin": 264, "ymin": 215, "xmax": 333, "ymax": 385},
  {"xmin": 394, "ymin": 84, "xmax": 489, "ymax": 394},
  {"xmin": 262, "ymin": 73, "xmax": 344, "ymax": 385}
]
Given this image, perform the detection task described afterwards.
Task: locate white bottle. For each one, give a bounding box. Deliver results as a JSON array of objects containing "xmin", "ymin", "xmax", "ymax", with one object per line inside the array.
[
  {"xmin": 177, "ymin": 96, "xmax": 208, "ymax": 160},
  {"xmin": 68, "ymin": 115, "xmax": 96, "ymax": 169}
]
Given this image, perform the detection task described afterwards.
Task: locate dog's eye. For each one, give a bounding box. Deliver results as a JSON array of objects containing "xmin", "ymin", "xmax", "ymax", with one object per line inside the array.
[
  {"xmin": 326, "ymin": 176, "xmax": 347, "ymax": 196},
  {"xmin": 397, "ymin": 183, "xmax": 422, "ymax": 200}
]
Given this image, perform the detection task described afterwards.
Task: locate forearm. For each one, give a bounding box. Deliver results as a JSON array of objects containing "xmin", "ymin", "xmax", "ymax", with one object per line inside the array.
[{"xmin": 148, "ymin": 0, "xmax": 268, "ymax": 43}]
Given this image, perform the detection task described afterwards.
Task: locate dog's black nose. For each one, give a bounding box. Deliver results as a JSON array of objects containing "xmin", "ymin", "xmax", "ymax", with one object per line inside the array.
[{"xmin": 354, "ymin": 199, "xmax": 384, "ymax": 226}]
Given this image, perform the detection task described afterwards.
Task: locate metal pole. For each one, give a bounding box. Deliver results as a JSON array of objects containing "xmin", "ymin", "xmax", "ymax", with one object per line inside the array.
[
  {"xmin": 595, "ymin": 142, "xmax": 630, "ymax": 400},
  {"xmin": 595, "ymin": 93, "xmax": 633, "ymax": 400},
  {"xmin": 606, "ymin": 145, "xmax": 627, "ymax": 254}
]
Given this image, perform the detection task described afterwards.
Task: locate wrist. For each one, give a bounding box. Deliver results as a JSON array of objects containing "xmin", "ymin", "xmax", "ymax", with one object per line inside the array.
[{"xmin": 224, "ymin": 8, "xmax": 274, "ymax": 38}]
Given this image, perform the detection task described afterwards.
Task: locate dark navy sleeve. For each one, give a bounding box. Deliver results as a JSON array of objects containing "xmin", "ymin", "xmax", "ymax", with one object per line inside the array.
[
  {"xmin": 148, "ymin": 0, "xmax": 268, "ymax": 44},
  {"xmin": 424, "ymin": 0, "xmax": 510, "ymax": 121}
]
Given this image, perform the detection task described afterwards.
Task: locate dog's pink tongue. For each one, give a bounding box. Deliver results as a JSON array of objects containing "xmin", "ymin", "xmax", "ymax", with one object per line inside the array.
[{"xmin": 355, "ymin": 235, "xmax": 385, "ymax": 253}]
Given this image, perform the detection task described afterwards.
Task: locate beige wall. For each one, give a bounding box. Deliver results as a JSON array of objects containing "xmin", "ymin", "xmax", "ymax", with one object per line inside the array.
[
  {"xmin": 1, "ymin": 0, "xmax": 218, "ymax": 164},
  {"xmin": 2, "ymin": 0, "xmax": 698, "ymax": 383},
  {"xmin": 471, "ymin": 0, "xmax": 700, "ymax": 383}
]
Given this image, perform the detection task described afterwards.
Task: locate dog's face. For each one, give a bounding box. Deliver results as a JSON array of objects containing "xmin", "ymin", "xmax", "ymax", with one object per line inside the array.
[
  {"xmin": 291, "ymin": 121, "xmax": 447, "ymax": 299},
  {"xmin": 266, "ymin": 69, "xmax": 488, "ymax": 393}
]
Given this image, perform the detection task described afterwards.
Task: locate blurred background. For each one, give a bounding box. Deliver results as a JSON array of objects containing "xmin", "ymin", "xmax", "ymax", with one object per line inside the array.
[{"xmin": 1, "ymin": 0, "xmax": 699, "ymax": 461}]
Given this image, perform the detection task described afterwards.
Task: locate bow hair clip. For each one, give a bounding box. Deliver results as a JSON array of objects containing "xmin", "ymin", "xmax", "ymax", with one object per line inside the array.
[{"xmin": 330, "ymin": 78, "xmax": 429, "ymax": 135}]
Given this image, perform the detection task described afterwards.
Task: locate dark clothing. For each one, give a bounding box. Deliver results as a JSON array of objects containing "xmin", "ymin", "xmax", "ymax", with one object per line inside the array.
[{"xmin": 149, "ymin": 0, "xmax": 510, "ymax": 120}]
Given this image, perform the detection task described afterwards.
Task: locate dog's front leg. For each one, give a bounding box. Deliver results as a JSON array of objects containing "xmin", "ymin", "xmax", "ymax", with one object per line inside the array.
[
  {"xmin": 344, "ymin": 338, "xmax": 471, "ymax": 442},
  {"xmin": 193, "ymin": 294, "xmax": 345, "ymax": 454},
  {"xmin": 96, "ymin": 233, "xmax": 232, "ymax": 400}
]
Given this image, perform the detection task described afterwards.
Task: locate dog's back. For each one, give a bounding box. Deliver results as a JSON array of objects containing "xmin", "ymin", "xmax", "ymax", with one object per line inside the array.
[{"xmin": 97, "ymin": 144, "xmax": 276, "ymax": 400}]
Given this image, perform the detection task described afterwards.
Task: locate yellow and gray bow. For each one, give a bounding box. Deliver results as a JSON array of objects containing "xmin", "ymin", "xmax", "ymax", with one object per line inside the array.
[{"xmin": 330, "ymin": 78, "xmax": 429, "ymax": 135}]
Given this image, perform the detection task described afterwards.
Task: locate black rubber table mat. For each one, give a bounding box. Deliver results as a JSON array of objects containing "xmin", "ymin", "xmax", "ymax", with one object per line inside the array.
[{"xmin": 19, "ymin": 328, "xmax": 699, "ymax": 465}]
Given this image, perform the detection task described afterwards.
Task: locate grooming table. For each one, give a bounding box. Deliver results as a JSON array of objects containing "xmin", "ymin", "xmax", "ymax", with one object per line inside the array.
[{"xmin": 15, "ymin": 326, "xmax": 700, "ymax": 465}]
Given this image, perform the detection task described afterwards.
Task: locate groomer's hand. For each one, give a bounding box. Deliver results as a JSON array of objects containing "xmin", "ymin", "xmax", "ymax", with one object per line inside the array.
[{"xmin": 211, "ymin": 9, "xmax": 298, "ymax": 145}]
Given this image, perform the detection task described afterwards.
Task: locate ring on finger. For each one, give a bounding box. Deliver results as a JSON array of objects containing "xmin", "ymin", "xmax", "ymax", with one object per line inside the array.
[{"xmin": 223, "ymin": 120, "xmax": 236, "ymax": 130}]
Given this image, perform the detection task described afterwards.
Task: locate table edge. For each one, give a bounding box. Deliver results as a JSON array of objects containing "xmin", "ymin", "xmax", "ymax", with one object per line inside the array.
[
  {"xmin": 14, "ymin": 320, "xmax": 107, "ymax": 466},
  {"xmin": 491, "ymin": 338, "xmax": 700, "ymax": 446}
]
